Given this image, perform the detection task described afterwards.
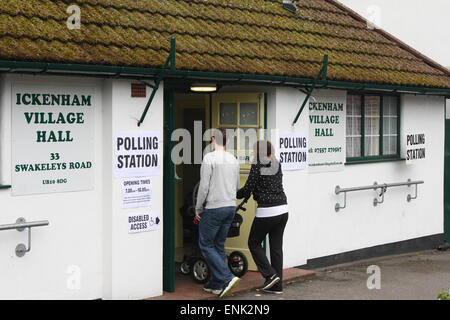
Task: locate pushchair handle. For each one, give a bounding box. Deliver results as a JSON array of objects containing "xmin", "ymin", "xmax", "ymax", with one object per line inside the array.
[{"xmin": 236, "ymin": 197, "xmax": 249, "ymax": 213}]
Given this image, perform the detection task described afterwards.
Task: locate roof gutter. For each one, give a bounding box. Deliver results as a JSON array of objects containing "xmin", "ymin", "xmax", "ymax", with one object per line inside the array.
[{"xmin": 0, "ymin": 60, "xmax": 449, "ymax": 96}]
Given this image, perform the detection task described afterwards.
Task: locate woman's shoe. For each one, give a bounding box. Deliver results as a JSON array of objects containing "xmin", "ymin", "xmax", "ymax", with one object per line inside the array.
[
  {"xmin": 261, "ymin": 274, "xmax": 280, "ymax": 290},
  {"xmin": 262, "ymin": 286, "xmax": 283, "ymax": 294}
]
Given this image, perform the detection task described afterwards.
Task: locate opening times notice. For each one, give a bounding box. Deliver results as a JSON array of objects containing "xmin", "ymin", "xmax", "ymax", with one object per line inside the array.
[{"xmin": 121, "ymin": 177, "xmax": 152, "ymax": 209}]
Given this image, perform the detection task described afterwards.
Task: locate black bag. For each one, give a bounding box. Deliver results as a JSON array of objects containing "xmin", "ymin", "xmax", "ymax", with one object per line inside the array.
[{"xmin": 227, "ymin": 213, "xmax": 243, "ymax": 237}]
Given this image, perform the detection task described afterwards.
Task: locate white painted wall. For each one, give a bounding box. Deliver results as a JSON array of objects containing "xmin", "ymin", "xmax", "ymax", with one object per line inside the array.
[
  {"xmin": 0, "ymin": 75, "xmax": 164, "ymax": 300},
  {"xmin": 266, "ymin": 87, "xmax": 310, "ymax": 267},
  {"xmin": 267, "ymin": 87, "xmax": 445, "ymax": 268},
  {"xmin": 102, "ymin": 79, "xmax": 164, "ymax": 300},
  {"xmin": 0, "ymin": 74, "xmax": 104, "ymax": 299},
  {"xmin": 0, "ymin": 75, "xmax": 444, "ymax": 299}
]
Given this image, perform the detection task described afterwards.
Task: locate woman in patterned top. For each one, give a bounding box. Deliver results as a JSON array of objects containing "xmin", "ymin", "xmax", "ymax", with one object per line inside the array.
[{"xmin": 237, "ymin": 140, "xmax": 289, "ymax": 294}]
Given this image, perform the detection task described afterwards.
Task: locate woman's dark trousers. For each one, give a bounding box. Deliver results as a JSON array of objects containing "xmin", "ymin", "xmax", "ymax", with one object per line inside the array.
[{"xmin": 248, "ymin": 213, "xmax": 288, "ymax": 288}]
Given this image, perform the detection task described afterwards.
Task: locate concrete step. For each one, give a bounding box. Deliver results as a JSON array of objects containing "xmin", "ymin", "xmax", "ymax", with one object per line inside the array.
[{"xmin": 149, "ymin": 268, "xmax": 316, "ymax": 300}]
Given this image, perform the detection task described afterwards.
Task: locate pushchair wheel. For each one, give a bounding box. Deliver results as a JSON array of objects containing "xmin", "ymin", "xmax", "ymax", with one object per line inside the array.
[
  {"xmin": 192, "ymin": 258, "xmax": 210, "ymax": 284},
  {"xmin": 228, "ymin": 251, "xmax": 248, "ymax": 277},
  {"xmin": 180, "ymin": 261, "xmax": 191, "ymax": 275}
]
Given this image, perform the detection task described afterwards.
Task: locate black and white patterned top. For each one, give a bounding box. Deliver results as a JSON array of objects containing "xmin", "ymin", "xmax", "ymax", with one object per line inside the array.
[{"xmin": 237, "ymin": 159, "xmax": 288, "ymax": 208}]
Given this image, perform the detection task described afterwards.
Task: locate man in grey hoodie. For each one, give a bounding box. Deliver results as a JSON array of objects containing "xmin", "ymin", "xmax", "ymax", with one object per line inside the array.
[{"xmin": 195, "ymin": 127, "xmax": 241, "ymax": 298}]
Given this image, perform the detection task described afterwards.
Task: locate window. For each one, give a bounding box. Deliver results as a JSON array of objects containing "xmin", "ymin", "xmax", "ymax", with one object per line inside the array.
[
  {"xmin": 346, "ymin": 95, "xmax": 362, "ymax": 158},
  {"xmin": 346, "ymin": 94, "xmax": 400, "ymax": 161},
  {"xmin": 218, "ymin": 101, "xmax": 259, "ymax": 152},
  {"xmin": 213, "ymin": 93, "xmax": 264, "ymax": 168},
  {"xmin": 382, "ymin": 96, "xmax": 399, "ymax": 155}
]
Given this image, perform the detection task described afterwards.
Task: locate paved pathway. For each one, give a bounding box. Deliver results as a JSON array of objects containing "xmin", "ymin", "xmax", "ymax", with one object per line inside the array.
[{"xmin": 225, "ymin": 250, "xmax": 450, "ymax": 300}]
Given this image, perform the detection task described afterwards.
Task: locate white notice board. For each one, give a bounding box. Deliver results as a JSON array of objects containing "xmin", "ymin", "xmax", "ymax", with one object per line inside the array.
[{"xmin": 11, "ymin": 84, "xmax": 95, "ymax": 195}]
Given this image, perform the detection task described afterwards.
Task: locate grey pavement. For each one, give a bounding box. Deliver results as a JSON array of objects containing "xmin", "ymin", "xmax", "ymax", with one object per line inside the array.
[{"xmin": 225, "ymin": 249, "xmax": 450, "ymax": 300}]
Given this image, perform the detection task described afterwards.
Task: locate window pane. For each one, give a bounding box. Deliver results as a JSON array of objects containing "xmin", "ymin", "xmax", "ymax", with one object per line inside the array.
[
  {"xmin": 365, "ymin": 136, "xmax": 380, "ymax": 156},
  {"xmin": 383, "ymin": 136, "xmax": 397, "ymax": 155},
  {"xmin": 364, "ymin": 96, "xmax": 380, "ymax": 156},
  {"xmin": 383, "ymin": 116, "xmax": 397, "ymax": 135},
  {"xmin": 346, "ymin": 95, "xmax": 362, "ymax": 157},
  {"xmin": 346, "ymin": 116, "xmax": 361, "ymax": 136},
  {"xmin": 238, "ymin": 128, "xmax": 258, "ymax": 151},
  {"xmin": 347, "ymin": 95, "xmax": 361, "ymax": 115},
  {"xmin": 239, "ymin": 103, "xmax": 258, "ymax": 125},
  {"xmin": 383, "ymin": 96, "xmax": 397, "ymax": 116},
  {"xmin": 382, "ymin": 96, "xmax": 398, "ymax": 155},
  {"xmin": 220, "ymin": 103, "xmax": 237, "ymax": 125},
  {"xmin": 346, "ymin": 137, "xmax": 361, "ymax": 158}
]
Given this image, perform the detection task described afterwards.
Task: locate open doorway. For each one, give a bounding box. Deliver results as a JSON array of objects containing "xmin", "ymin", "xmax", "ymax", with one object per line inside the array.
[
  {"xmin": 173, "ymin": 93, "xmax": 209, "ymax": 268},
  {"xmin": 164, "ymin": 90, "xmax": 266, "ymax": 293}
]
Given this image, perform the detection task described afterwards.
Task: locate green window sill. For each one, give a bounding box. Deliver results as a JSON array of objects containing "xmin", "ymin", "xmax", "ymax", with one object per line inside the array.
[
  {"xmin": 0, "ymin": 185, "xmax": 11, "ymax": 189},
  {"xmin": 345, "ymin": 157, "xmax": 405, "ymax": 165}
]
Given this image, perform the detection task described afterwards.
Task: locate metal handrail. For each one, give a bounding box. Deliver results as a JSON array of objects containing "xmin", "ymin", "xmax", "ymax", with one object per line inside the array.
[
  {"xmin": 334, "ymin": 179, "xmax": 424, "ymax": 212},
  {"xmin": 0, "ymin": 218, "xmax": 49, "ymax": 257},
  {"xmin": 335, "ymin": 180, "xmax": 424, "ymax": 195},
  {"xmin": 0, "ymin": 220, "xmax": 49, "ymax": 231}
]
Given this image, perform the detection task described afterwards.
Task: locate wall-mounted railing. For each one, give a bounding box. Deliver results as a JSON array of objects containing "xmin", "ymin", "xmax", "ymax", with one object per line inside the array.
[
  {"xmin": 334, "ymin": 179, "xmax": 424, "ymax": 212},
  {"xmin": 0, "ymin": 218, "xmax": 49, "ymax": 257}
]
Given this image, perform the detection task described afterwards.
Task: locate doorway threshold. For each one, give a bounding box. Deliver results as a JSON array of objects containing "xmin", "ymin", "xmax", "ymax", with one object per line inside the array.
[{"xmin": 148, "ymin": 268, "xmax": 315, "ymax": 300}]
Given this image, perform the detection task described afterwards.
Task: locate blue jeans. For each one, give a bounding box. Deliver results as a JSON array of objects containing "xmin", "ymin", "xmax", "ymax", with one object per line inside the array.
[{"xmin": 198, "ymin": 206, "xmax": 236, "ymax": 289}]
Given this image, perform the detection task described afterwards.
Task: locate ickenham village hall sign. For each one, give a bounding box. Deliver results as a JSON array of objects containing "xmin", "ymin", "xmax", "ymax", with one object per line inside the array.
[{"xmin": 12, "ymin": 84, "xmax": 95, "ymax": 196}]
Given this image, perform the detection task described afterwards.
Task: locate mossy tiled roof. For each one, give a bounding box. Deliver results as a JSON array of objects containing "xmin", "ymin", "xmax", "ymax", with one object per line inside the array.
[{"xmin": 1, "ymin": 0, "xmax": 449, "ymax": 88}]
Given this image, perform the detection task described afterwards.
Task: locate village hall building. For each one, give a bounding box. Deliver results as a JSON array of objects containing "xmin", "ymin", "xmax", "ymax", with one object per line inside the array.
[{"xmin": 0, "ymin": 0, "xmax": 449, "ymax": 299}]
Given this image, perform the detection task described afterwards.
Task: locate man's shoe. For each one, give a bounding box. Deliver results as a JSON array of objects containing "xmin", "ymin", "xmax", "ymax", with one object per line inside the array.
[
  {"xmin": 203, "ymin": 283, "xmax": 222, "ymax": 295},
  {"xmin": 261, "ymin": 274, "xmax": 280, "ymax": 290},
  {"xmin": 219, "ymin": 277, "xmax": 240, "ymax": 298}
]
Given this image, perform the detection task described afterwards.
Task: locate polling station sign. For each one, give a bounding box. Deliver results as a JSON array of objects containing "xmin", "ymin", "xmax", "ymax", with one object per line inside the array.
[
  {"xmin": 114, "ymin": 131, "xmax": 161, "ymax": 178},
  {"xmin": 11, "ymin": 84, "xmax": 95, "ymax": 196},
  {"xmin": 277, "ymin": 133, "xmax": 308, "ymax": 171},
  {"xmin": 406, "ymin": 133, "xmax": 426, "ymax": 164}
]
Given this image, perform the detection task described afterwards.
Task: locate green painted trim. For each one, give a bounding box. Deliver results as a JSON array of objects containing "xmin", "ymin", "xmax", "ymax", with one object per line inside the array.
[
  {"xmin": 138, "ymin": 79, "xmax": 162, "ymax": 127},
  {"xmin": 444, "ymin": 119, "xmax": 450, "ymax": 242},
  {"xmin": 322, "ymin": 54, "xmax": 329, "ymax": 81},
  {"xmin": 397, "ymin": 96, "xmax": 401, "ymax": 158},
  {"xmin": 346, "ymin": 156, "xmax": 405, "ymax": 165},
  {"xmin": 163, "ymin": 88, "xmax": 176, "ymax": 292},
  {"xmin": 1, "ymin": 60, "xmax": 449, "ymax": 95},
  {"xmin": 361, "ymin": 95, "xmax": 365, "ymax": 157},
  {"xmin": 264, "ymin": 92, "xmax": 268, "ymax": 133},
  {"xmin": 137, "ymin": 37, "xmax": 176, "ymax": 127},
  {"xmin": 292, "ymin": 54, "xmax": 328, "ymax": 126},
  {"xmin": 263, "ymin": 92, "xmax": 268, "ymax": 252},
  {"xmin": 170, "ymin": 37, "xmax": 176, "ymax": 71},
  {"xmin": 0, "ymin": 185, "xmax": 11, "ymax": 189},
  {"xmin": 209, "ymin": 93, "xmax": 212, "ymax": 130},
  {"xmin": 379, "ymin": 95, "xmax": 384, "ymax": 155}
]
